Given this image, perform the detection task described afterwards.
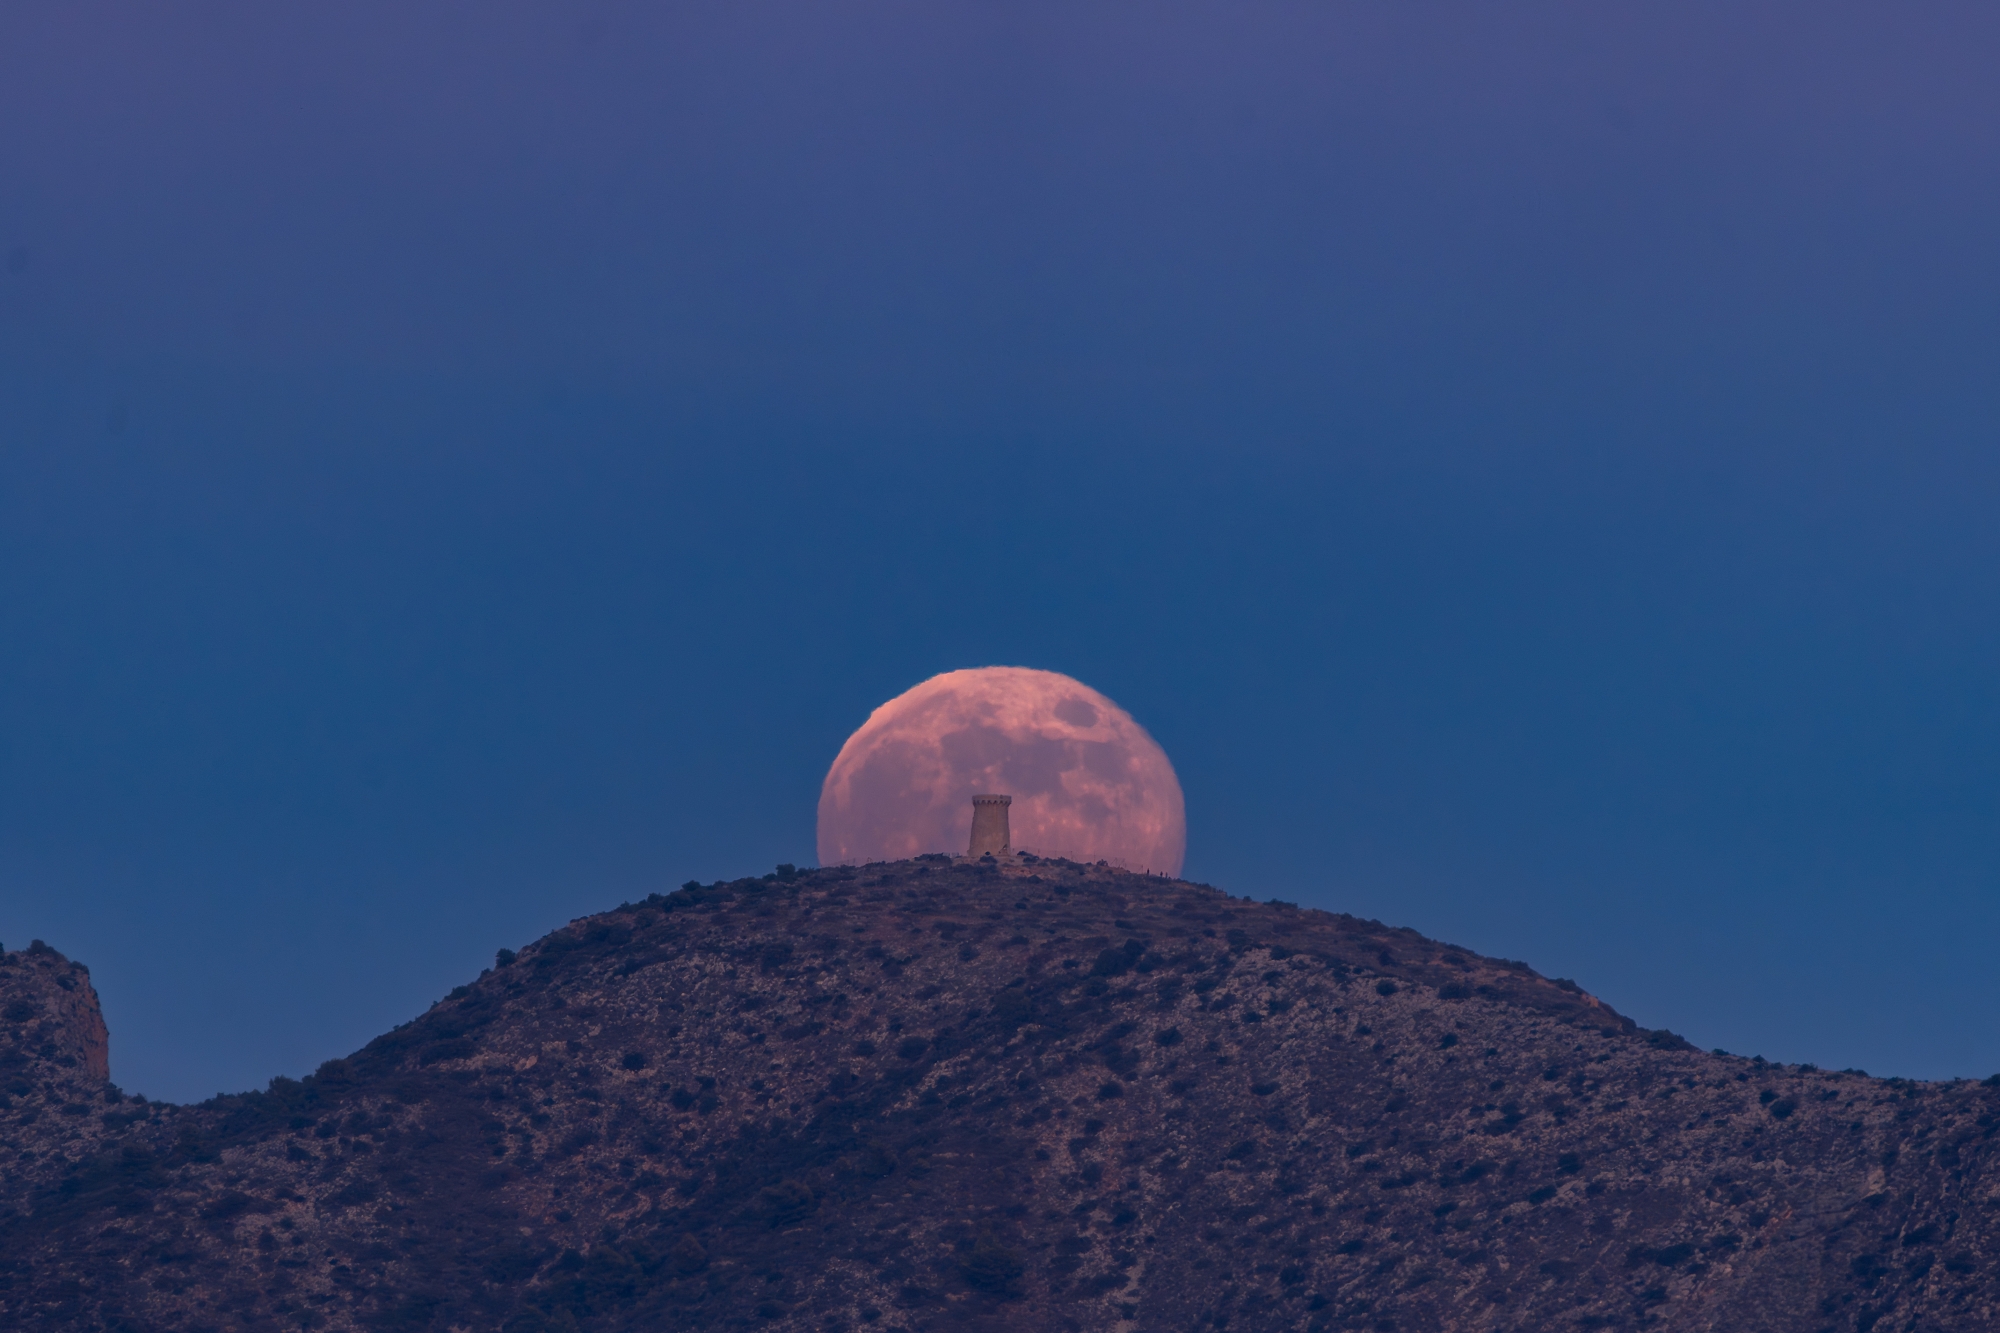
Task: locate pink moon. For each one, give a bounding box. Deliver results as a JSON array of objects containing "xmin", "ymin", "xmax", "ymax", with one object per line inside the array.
[{"xmin": 816, "ymin": 667, "xmax": 1186, "ymax": 874}]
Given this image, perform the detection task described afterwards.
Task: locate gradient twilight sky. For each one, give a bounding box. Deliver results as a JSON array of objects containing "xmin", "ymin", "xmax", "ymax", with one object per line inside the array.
[{"xmin": 2, "ymin": 2, "xmax": 1997, "ymax": 1102}]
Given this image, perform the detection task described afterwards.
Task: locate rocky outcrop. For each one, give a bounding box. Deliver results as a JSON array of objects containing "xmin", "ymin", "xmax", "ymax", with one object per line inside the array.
[
  {"xmin": 1, "ymin": 940, "xmax": 110, "ymax": 1083},
  {"xmin": 2, "ymin": 861, "xmax": 1997, "ymax": 1332},
  {"xmin": 0, "ymin": 940, "xmax": 127, "ymax": 1245}
]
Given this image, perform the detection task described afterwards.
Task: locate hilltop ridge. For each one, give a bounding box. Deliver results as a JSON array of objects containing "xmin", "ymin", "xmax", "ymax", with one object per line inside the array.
[{"xmin": 3, "ymin": 859, "xmax": 1998, "ymax": 1331}]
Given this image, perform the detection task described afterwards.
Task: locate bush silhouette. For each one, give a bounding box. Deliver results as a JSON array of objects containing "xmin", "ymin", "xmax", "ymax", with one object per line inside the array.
[
  {"xmin": 989, "ymin": 989, "xmax": 1034, "ymax": 1028},
  {"xmin": 758, "ymin": 1178, "xmax": 815, "ymax": 1226},
  {"xmin": 670, "ymin": 1235, "xmax": 707, "ymax": 1274},
  {"xmin": 845, "ymin": 1144, "xmax": 896, "ymax": 1179},
  {"xmin": 959, "ymin": 1239, "xmax": 1025, "ymax": 1296},
  {"xmin": 1091, "ymin": 948, "xmax": 1129, "ymax": 977}
]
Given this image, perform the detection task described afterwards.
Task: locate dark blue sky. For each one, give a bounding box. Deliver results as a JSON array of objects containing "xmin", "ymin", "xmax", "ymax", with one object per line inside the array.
[{"xmin": 3, "ymin": 2, "xmax": 1996, "ymax": 1101}]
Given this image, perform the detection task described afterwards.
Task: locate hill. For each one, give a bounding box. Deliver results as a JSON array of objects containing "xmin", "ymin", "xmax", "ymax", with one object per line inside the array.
[{"xmin": 3, "ymin": 858, "xmax": 1998, "ymax": 1331}]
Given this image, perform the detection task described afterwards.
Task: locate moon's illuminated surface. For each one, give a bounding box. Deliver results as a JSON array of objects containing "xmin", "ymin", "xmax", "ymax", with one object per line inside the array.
[{"xmin": 816, "ymin": 667, "xmax": 1186, "ymax": 874}]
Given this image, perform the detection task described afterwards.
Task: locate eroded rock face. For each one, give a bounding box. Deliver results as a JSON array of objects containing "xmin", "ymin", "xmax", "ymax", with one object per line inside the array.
[
  {"xmin": 0, "ymin": 940, "xmax": 110, "ymax": 1084},
  {"xmin": 2, "ymin": 862, "xmax": 1998, "ymax": 1333},
  {"xmin": 0, "ymin": 940, "xmax": 122, "ymax": 1241}
]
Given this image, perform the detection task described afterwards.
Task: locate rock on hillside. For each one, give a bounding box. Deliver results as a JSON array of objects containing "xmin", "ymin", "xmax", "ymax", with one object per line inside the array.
[
  {"xmin": 0, "ymin": 940, "xmax": 118, "ymax": 1222},
  {"xmin": 3, "ymin": 859, "xmax": 1999, "ymax": 1332},
  {"xmin": 0, "ymin": 940, "xmax": 109, "ymax": 1084}
]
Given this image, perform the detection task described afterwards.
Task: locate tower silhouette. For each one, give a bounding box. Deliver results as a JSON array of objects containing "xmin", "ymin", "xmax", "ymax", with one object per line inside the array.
[{"xmin": 967, "ymin": 794, "xmax": 1011, "ymax": 856}]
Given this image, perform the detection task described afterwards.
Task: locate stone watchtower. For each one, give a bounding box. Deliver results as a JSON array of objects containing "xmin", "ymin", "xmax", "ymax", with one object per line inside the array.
[{"xmin": 968, "ymin": 793, "xmax": 1012, "ymax": 856}]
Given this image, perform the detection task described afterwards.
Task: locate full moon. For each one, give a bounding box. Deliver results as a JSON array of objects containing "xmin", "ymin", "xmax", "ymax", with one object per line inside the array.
[{"xmin": 816, "ymin": 667, "xmax": 1186, "ymax": 874}]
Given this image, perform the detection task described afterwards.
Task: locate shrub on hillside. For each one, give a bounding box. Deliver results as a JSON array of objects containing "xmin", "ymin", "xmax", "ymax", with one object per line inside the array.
[
  {"xmin": 671, "ymin": 1235, "xmax": 707, "ymax": 1274},
  {"xmin": 959, "ymin": 1238, "xmax": 1025, "ymax": 1296},
  {"xmin": 758, "ymin": 1178, "xmax": 816, "ymax": 1227}
]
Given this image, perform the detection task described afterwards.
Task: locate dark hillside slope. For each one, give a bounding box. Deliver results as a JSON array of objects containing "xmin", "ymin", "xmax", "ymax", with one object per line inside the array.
[{"xmin": 4, "ymin": 859, "xmax": 1999, "ymax": 1332}]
